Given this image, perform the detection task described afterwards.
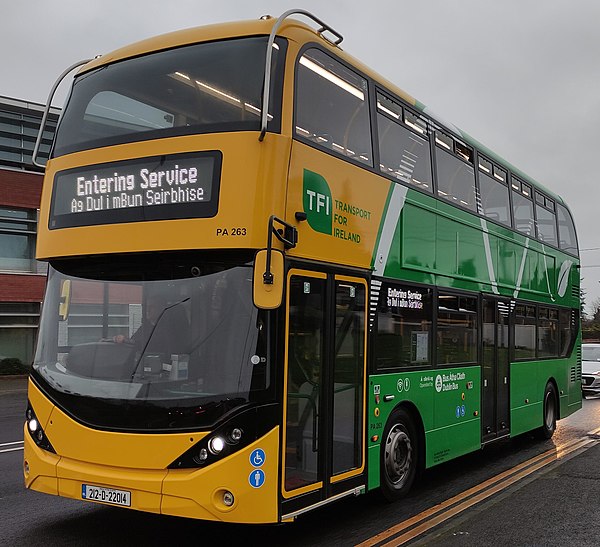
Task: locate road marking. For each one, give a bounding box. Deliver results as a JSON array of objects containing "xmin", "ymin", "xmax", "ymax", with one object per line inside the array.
[
  {"xmin": 0, "ymin": 447, "xmax": 24, "ymax": 454},
  {"xmin": 357, "ymin": 428, "xmax": 600, "ymax": 547},
  {"xmin": 0, "ymin": 440, "xmax": 24, "ymax": 454}
]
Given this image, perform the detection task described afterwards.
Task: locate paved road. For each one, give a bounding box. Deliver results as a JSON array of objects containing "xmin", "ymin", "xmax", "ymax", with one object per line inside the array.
[
  {"xmin": 2, "ymin": 376, "xmax": 599, "ymax": 546},
  {"xmin": 422, "ymin": 442, "xmax": 600, "ymax": 546}
]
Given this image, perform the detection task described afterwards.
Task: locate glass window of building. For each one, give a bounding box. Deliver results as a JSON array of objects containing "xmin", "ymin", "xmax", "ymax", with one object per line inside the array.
[
  {"xmin": 0, "ymin": 302, "xmax": 40, "ymax": 366},
  {"xmin": 0, "ymin": 106, "xmax": 58, "ymax": 170},
  {"xmin": 0, "ymin": 207, "xmax": 37, "ymax": 272},
  {"xmin": 376, "ymin": 93, "xmax": 433, "ymax": 192},
  {"xmin": 296, "ymin": 49, "xmax": 372, "ymax": 166}
]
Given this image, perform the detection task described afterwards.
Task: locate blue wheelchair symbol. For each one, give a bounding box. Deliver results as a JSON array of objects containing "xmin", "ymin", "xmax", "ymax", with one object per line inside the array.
[
  {"xmin": 249, "ymin": 469, "xmax": 265, "ymax": 488},
  {"xmin": 250, "ymin": 448, "xmax": 266, "ymax": 468}
]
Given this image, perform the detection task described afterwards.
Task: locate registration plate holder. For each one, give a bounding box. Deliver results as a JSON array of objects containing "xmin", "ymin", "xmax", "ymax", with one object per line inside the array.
[{"xmin": 82, "ymin": 484, "xmax": 131, "ymax": 507}]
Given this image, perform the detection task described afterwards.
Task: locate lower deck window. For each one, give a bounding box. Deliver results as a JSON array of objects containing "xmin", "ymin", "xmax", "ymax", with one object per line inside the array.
[
  {"xmin": 374, "ymin": 281, "xmax": 432, "ymax": 369},
  {"xmin": 437, "ymin": 294, "xmax": 478, "ymax": 365}
]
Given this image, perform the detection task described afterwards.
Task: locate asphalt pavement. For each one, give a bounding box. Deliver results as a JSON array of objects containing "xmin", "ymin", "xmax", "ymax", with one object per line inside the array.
[
  {"xmin": 3, "ymin": 374, "xmax": 599, "ymax": 545},
  {"xmin": 0, "ymin": 374, "xmax": 27, "ymax": 394},
  {"xmin": 421, "ymin": 438, "xmax": 600, "ymax": 546}
]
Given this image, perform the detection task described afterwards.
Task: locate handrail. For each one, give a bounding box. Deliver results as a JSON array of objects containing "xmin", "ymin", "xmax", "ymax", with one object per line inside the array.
[
  {"xmin": 32, "ymin": 58, "xmax": 93, "ymax": 168},
  {"xmin": 259, "ymin": 9, "xmax": 343, "ymax": 142}
]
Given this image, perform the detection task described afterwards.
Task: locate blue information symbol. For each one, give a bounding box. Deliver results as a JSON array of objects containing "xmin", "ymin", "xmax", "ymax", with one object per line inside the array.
[
  {"xmin": 250, "ymin": 448, "xmax": 266, "ymax": 468},
  {"xmin": 455, "ymin": 406, "xmax": 461, "ymax": 419},
  {"xmin": 461, "ymin": 405, "xmax": 466, "ymax": 417},
  {"xmin": 249, "ymin": 469, "xmax": 265, "ymax": 488}
]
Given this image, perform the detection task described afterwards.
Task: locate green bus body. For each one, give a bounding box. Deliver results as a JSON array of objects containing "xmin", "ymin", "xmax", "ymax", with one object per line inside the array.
[{"xmin": 364, "ymin": 185, "xmax": 580, "ymax": 491}]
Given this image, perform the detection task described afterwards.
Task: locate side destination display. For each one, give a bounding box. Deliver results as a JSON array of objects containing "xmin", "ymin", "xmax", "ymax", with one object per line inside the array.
[{"xmin": 49, "ymin": 151, "xmax": 222, "ymax": 229}]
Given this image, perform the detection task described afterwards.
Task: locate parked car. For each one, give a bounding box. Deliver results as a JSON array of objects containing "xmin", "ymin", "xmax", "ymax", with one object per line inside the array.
[{"xmin": 582, "ymin": 343, "xmax": 600, "ymax": 398}]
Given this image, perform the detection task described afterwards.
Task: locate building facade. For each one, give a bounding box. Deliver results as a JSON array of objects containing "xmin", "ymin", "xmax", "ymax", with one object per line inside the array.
[{"xmin": 0, "ymin": 96, "xmax": 59, "ymax": 367}]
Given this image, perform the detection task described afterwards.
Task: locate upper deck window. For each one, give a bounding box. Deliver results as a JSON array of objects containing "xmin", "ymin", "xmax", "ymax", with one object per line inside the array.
[
  {"xmin": 511, "ymin": 177, "xmax": 535, "ymax": 236},
  {"xmin": 435, "ymin": 131, "xmax": 477, "ymax": 211},
  {"xmin": 376, "ymin": 93, "xmax": 433, "ymax": 192},
  {"xmin": 478, "ymin": 157, "xmax": 511, "ymax": 227},
  {"xmin": 534, "ymin": 192, "xmax": 558, "ymax": 246},
  {"xmin": 53, "ymin": 36, "xmax": 287, "ymax": 157},
  {"xmin": 557, "ymin": 203, "xmax": 578, "ymax": 255},
  {"xmin": 295, "ymin": 49, "xmax": 372, "ymax": 166}
]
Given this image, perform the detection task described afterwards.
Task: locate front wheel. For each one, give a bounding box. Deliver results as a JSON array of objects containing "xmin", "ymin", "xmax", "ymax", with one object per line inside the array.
[
  {"xmin": 380, "ymin": 408, "xmax": 419, "ymax": 502},
  {"xmin": 538, "ymin": 382, "xmax": 557, "ymax": 439}
]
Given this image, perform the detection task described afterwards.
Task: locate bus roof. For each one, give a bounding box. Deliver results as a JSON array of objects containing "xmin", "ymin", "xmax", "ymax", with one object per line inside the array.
[{"xmin": 77, "ymin": 14, "xmax": 567, "ymax": 209}]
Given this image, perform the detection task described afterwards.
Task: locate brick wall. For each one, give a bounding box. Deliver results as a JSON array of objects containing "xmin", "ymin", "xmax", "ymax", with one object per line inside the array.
[
  {"xmin": 0, "ymin": 169, "xmax": 42, "ymax": 209},
  {"xmin": 0, "ymin": 273, "xmax": 46, "ymax": 302},
  {"xmin": 0, "ymin": 168, "xmax": 45, "ymax": 303}
]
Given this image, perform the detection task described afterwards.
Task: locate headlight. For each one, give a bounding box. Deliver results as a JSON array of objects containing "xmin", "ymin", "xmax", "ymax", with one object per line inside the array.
[
  {"xmin": 208, "ymin": 436, "xmax": 225, "ymax": 455},
  {"xmin": 229, "ymin": 428, "xmax": 243, "ymax": 443}
]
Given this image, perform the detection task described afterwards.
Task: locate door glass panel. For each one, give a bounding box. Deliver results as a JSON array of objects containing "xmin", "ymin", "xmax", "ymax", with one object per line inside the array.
[
  {"xmin": 481, "ymin": 299, "xmax": 495, "ymax": 436},
  {"xmin": 496, "ymin": 301, "xmax": 510, "ymax": 431},
  {"xmin": 332, "ymin": 281, "xmax": 365, "ymax": 476},
  {"xmin": 285, "ymin": 275, "xmax": 325, "ymax": 491}
]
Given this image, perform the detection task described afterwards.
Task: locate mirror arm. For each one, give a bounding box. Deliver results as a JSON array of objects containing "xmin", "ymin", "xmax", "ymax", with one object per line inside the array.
[{"xmin": 263, "ymin": 215, "xmax": 297, "ymax": 285}]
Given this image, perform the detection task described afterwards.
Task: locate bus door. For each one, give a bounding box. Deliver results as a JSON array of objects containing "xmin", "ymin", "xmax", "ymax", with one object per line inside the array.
[
  {"xmin": 481, "ymin": 297, "xmax": 511, "ymax": 443},
  {"xmin": 281, "ymin": 269, "xmax": 367, "ymax": 519}
]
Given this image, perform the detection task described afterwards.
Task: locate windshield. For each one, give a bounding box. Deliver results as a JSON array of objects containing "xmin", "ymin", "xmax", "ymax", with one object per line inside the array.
[
  {"xmin": 53, "ymin": 36, "xmax": 286, "ymax": 157},
  {"xmin": 33, "ymin": 256, "xmax": 271, "ymax": 431},
  {"xmin": 583, "ymin": 345, "xmax": 600, "ymax": 362}
]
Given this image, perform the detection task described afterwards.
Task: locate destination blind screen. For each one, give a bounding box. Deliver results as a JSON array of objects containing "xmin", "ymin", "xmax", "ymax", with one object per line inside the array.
[{"xmin": 50, "ymin": 151, "xmax": 222, "ymax": 228}]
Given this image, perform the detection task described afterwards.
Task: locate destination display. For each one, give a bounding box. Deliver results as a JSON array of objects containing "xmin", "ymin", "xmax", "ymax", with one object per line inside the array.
[{"xmin": 50, "ymin": 151, "xmax": 222, "ymax": 229}]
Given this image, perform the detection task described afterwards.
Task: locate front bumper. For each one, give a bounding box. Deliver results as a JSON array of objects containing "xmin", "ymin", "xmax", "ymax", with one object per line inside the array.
[{"xmin": 581, "ymin": 374, "xmax": 600, "ymax": 397}]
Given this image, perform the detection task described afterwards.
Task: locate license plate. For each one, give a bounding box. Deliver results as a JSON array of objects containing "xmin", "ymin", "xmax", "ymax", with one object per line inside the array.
[{"xmin": 82, "ymin": 484, "xmax": 131, "ymax": 507}]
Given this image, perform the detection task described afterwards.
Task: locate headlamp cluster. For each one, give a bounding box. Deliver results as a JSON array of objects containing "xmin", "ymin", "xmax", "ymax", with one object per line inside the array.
[
  {"xmin": 25, "ymin": 403, "xmax": 55, "ymax": 453},
  {"xmin": 192, "ymin": 427, "xmax": 244, "ymax": 466},
  {"xmin": 168, "ymin": 405, "xmax": 277, "ymax": 470}
]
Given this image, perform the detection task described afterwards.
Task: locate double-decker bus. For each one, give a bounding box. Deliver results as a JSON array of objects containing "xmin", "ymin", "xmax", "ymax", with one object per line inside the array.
[{"xmin": 25, "ymin": 10, "xmax": 581, "ymax": 523}]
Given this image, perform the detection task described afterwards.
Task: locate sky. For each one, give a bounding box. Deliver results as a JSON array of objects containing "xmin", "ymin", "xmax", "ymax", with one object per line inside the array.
[{"xmin": 3, "ymin": 0, "xmax": 599, "ymax": 313}]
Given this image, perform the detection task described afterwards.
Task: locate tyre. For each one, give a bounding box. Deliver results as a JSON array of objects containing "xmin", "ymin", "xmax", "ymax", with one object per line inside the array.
[
  {"xmin": 380, "ymin": 407, "xmax": 419, "ymax": 502},
  {"xmin": 538, "ymin": 382, "xmax": 557, "ymax": 439}
]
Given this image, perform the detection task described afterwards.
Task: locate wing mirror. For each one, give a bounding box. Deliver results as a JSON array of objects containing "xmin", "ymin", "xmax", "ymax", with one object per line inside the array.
[{"xmin": 253, "ymin": 249, "xmax": 284, "ymax": 309}]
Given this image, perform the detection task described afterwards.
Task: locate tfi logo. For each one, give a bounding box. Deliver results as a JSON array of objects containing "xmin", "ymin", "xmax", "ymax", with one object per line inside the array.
[
  {"xmin": 306, "ymin": 190, "xmax": 330, "ymax": 215},
  {"xmin": 303, "ymin": 169, "xmax": 332, "ymax": 235}
]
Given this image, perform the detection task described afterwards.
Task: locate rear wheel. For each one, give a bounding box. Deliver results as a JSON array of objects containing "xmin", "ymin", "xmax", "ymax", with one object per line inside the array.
[
  {"xmin": 538, "ymin": 382, "xmax": 557, "ymax": 439},
  {"xmin": 380, "ymin": 408, "xmax": 418, "ymax": 502}
]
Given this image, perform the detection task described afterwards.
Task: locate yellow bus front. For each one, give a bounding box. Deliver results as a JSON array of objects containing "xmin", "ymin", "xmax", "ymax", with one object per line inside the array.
[{"xmin": 25, "ymin": 18, "xmax": 295, "ymax": 524}]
